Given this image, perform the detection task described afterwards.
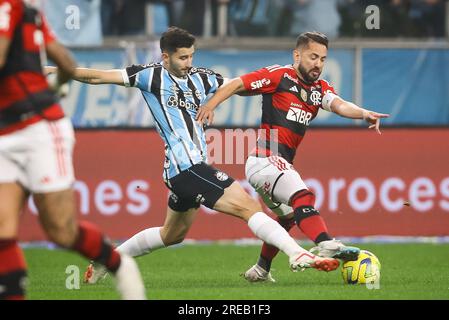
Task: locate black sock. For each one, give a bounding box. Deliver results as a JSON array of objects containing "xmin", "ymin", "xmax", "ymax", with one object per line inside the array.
[
  {"xmin": 257, "ymin": 255, "xmax": 272, "ymax": 272},
  {"xmin": 315, "ymin": 232, "xmax": 332, "ymax": 244}
]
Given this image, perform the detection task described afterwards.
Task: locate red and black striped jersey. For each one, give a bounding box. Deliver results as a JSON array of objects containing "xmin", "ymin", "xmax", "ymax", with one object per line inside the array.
[
  {"xmin": 240, "ymin": 64, "xmax": 336, "ymax": 163},
  {"xmin": 0, "ymin": 0, "xmax": 63, "ymax": 135}
]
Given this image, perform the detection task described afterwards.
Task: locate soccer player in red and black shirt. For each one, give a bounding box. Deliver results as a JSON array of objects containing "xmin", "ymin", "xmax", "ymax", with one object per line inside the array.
[
  {"xmin": 0, "ymin": 0, "xmax": 145, "ymax": 299},
  {"xmin": 197, "ymin": 31, "xmax": 389, "ymax": 282}
]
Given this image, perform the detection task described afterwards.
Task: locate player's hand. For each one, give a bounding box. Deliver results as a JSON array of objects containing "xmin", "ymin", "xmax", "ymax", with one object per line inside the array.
[
  {"xmin": 362, "ymin": 110, "xmax": 389, "ymax": 135},
  {"xmin": 196, "ymin": 105, "xmax": 215, "ymax": 126},
  {"xmin": 44, "ymin": 66, "xmax": 57, "ymax": 76},
  {"xmin": 46, "ymin": 71, "xmax": 70, "ymax": 98}
]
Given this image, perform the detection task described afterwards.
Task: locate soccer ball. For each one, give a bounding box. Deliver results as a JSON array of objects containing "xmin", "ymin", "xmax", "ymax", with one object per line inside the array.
[{"xmin": 341, "ymin": 250, "xmax": 381, "ymax": 285}]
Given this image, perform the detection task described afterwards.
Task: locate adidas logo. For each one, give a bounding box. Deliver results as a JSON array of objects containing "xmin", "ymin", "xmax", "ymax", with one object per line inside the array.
[{"xmin": 289, "ymin": 85, "xmax": 298, "ymax": 92}]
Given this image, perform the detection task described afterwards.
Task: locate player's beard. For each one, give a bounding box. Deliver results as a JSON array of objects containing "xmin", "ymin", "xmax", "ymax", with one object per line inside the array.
[
  {"xmin": 298, "ymin": 64, "xmax": 321, "ymax": 83},
  {"xmin": 168, "ymin": 58, "xmax": 189, "ymax": 78}
]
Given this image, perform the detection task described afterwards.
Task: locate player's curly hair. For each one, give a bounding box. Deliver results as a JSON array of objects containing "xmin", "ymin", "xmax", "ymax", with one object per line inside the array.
[
  {"xmin": 296, "ymin": 31, "xmax": 328, "ymax": 49},
  {"xmin": 160, "ymin": 26, "xmax": 196, "ymax": 53}
]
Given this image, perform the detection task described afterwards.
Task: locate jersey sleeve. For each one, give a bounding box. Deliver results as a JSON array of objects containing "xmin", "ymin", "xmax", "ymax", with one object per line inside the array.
[
  {"xmin": 190, "ymin": 67, "xmax": 224, "ymax": 95},
  {"xmin": 0, "ymin": 0, "xmax": 22, "ymax": 39},
  {"xmin": 122, "ymin": 64, "xmax": 154, "ymax": 90},
  {"xmin": 206, "ymin": 72, "xmax": 224, "ymax": 94},
  {"xmin": 320, "ymin": 79, "xmax": 339, "ymax": 112},
  {"xmin": 240, "ymin": 65, "xmax": 283, "ymax": 94},
  {"xmin": 41, "ymin": 14, "xmax": 56, "ymax": 45}
]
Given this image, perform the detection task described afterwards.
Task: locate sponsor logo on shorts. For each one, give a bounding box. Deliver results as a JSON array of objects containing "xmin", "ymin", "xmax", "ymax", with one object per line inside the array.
[
  {"xmin": 215, "ymin": 171, "xmax": 229, "ymax": 181},
  {"xmin": 263, "ymin": 181, "xmax": 271, "ymax": 194},
  {"xmin": 40, "ymin": 176, "xmax": 52, "ymax": 184},
  {"xmin": 196, "ymin": 194, "xmax": 205, "ymax": 204},
  {"xmin": 170, "ymin": 193, "xmax": 179, "ymax": 203}
]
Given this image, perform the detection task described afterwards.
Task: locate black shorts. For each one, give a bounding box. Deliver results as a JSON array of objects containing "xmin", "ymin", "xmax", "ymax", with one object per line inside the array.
[{"xmin": 166, "ymin": 162, "xmax": 235, "ymax": 212}]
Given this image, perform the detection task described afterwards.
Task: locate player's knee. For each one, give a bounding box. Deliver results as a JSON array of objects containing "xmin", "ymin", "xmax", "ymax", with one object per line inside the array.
[{"xmin": 289, "ymin": 189, "xmax": 315, "ymax": 208}]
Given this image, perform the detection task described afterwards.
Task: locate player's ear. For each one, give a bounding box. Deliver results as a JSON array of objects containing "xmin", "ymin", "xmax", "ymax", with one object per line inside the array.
[
  {"xmin": 161, "ymin": 52, "xmax": 169, "ymax": 63},
  {"xmin": 293, "ymin": 49, "xmax": 300, "ymax": 64}
]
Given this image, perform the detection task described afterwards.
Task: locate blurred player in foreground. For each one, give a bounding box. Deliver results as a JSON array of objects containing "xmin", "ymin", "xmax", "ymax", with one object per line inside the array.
[
  {"xmin": 196, "ymin": 31, "xmax": 389, "ymax": 282},
  {"xmin": 47, "ymin": 27, "xmax": 341, "ymax": 285},
  {"xmin": 0, "ymin": 0, "xmax": 145, "ymax": 299}
]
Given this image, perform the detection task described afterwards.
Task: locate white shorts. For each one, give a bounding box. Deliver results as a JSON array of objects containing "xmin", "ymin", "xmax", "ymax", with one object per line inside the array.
[
  {"xmin": 0, "ymin": 118, "xmax": 75, "ymax": 193},
  {"xmin": 245, "ymin": 155, "xmax": 308, "ymax": 217}
]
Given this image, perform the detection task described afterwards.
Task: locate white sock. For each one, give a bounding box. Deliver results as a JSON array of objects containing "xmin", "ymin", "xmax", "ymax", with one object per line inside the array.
[
  {"xmin": 248, "ymin": 212, "xmax": 306, "ymax": 258},
  {"xmin": 117, "ymin": 227, "xmax": 165, "ymax": 257}
]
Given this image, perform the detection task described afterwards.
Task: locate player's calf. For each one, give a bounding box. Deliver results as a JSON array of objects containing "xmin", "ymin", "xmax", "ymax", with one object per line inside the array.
[
  {"xmin": 214, "ymin": 182, "xmax": 263, "ymax": 221},
  {"xmin": 74, "ymin": 221, "xmax": 146, "ymax": 299},
  {"xmin": 0, "ymin": 239, "xmax": 27, "ymax": 300}
]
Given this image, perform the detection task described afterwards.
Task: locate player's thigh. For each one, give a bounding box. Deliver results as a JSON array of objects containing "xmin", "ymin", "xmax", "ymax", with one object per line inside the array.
[
  {"xmin": 213, "ymin": 181, "xmax": 262, "ymax": 221},
  {"xmin": 246, "ymin": 155, "xmax": 307, "ymax": 205},
  {"xmin": 0, "ymin": 183, "xmax": 27, "ymax": 238}
]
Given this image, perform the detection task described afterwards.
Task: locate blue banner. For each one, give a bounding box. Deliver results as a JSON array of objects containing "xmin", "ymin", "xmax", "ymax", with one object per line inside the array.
[{"xmin": 363, "ymin": 49, "xmax": 449, "ymax": 125}]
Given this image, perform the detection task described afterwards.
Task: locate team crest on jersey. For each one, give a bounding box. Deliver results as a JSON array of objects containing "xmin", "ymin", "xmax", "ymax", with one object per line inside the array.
[
  {"xmin": 300, "ymin": 89, "xmax": 308, "ymax": 102},
  {"xmin": 310, "ymin": 91, "xmax": 322, "ymax": 106},
  {"xmin": 215, "ymin": 171, "xmax": 229, "ymax": 181}
]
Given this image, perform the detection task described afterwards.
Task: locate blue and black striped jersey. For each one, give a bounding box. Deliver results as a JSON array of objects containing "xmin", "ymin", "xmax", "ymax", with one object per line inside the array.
[{"xmin": 122, "ymin": 63, "xmax": 224, "ymax": 180}]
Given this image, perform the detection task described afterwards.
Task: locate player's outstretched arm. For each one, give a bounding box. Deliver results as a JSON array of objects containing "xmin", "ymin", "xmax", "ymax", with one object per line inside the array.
[
  {"xmin": 46, "ymin": 41, "xmax": 76, "ymax": 86},
  {"xmin": 330, "ymin": 97, "xmax": 389, "ymax": 134},
  {"xmin": 196, "ymin": 77, "xmax": 246, "ymax": 125},
  {"xmin": 45, "ymin": 66, "xmax": 125, "ymax": 86}
]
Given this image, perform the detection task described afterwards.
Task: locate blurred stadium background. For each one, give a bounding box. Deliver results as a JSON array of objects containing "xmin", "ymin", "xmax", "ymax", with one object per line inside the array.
[{"xmin": 21, "ymin": 0, "xmax": 449, "ymax": 245}]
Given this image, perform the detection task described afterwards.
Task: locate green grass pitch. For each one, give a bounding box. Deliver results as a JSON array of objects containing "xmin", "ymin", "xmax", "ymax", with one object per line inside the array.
[{"xmin": 24, "ymin": 243, "xmax": 449, "ymax": 300}]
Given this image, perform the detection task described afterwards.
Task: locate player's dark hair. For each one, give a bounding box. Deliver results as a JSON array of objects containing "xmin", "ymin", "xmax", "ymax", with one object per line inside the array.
[
  {"xmin": 160, "ymin": 26, "xmax": 195, "ymax": 53},
  {"xmin": 295, "ymin": 31, "xmax": 328, "ymax": 49}
]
